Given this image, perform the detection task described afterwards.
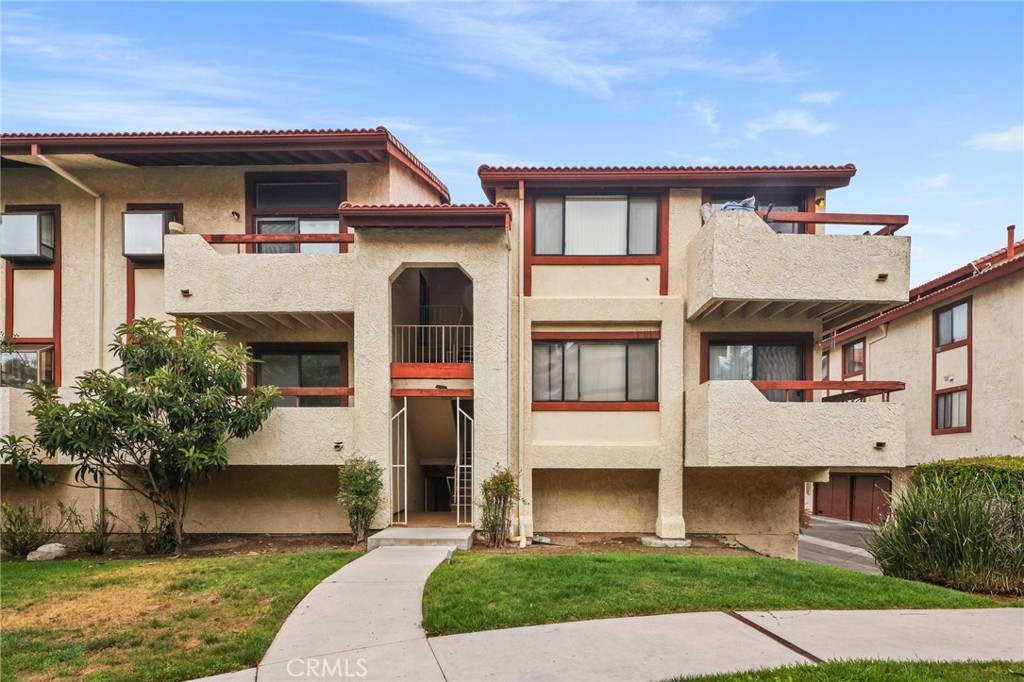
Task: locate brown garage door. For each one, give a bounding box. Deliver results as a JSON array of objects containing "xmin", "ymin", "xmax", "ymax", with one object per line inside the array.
[{"xmin": 815, "ymin": 474, "xmax": 891, "ymax": 524}]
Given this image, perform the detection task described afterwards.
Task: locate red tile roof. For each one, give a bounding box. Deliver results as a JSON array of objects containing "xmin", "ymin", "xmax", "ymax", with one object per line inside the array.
[
  {"xmin": 339, "ymin": 203, "xmax": 510, "ymax": 229},
  {"xmin": 1, "ymin": 127, "xmax": 450, "ymax": 202},
  {"xmin": 477, "ymin": 164, "xmax": 857, "ymax": 201}
]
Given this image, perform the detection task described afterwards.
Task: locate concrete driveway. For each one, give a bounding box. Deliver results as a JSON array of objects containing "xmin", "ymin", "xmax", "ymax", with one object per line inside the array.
[{"xmin": 798, "ymin": 515, "xmax": 881, "ymax": 575}]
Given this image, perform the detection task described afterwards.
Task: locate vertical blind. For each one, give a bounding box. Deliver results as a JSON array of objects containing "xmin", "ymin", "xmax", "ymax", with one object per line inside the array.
[
  {"xmin": 534, "ymin": 195, "xmax": 658, "ymax": 255},
  {"xmin": 533, "ymin": 340, "xmax": 658, "ymax": 402}
]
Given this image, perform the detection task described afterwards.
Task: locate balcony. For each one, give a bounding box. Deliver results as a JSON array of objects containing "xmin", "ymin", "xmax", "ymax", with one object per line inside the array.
[
  {"xmin": 685, "ymin": 380, "xmax": 906, "ymax": 468},
  {"xmin": 686, "ymin": 211, "xmax": 911, "ymax": 329},
  {"xmin": 164, "ymin": 233, "xmax": 356, "ymax": 331},
  {"xmin": 225, "ymin": 403, "xmax": 355, "ymax": 465}
]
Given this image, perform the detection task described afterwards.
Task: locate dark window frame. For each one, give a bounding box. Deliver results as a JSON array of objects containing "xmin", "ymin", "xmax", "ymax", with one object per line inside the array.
[
  {"xmin": 249, "ymin": 342, "xmax": 349, "ymax": 407},
  {"xmin": 932, "ymin": 297, "xmax": 972, "ymax": 435},
  {"xmin": 245, "ymin": 171, "xmax": 348, "ymax": 254},
  {"xmin": 700, "ymin": 331, "xmax": 812, "ymax": 403},
  {"xmin": 934, "ymin": 298, "xmax": 970, "ymax": 351},
  {"xmin": 842, "ymin": 338, "xmax": 866, "ymax": 379}
]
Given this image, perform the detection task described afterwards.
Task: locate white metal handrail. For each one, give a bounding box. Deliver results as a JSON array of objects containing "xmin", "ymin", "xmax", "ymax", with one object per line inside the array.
[{"xmin": 392, "ymin": 324, "xmax": 473, "ymax": 364}]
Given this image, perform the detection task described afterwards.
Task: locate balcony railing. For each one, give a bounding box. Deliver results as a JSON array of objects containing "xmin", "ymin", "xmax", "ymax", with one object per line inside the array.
[
  {"xmin": 754, "ymin": 211, "xmax": 909, "ymax": 236},
  {"xmin": 392, "ymin": 325, "xmax": 473, "ymax": 364},
  {"xmin": 274, "ymin": 387, "xmax": 354, "ymax": 408},
  {"xmin": 750, "ymin": 380, "xmax": 906, "ymax": 403},
  {"xmin": 201, "ymin": 233, "xmax": 354, "ymax": 254}
]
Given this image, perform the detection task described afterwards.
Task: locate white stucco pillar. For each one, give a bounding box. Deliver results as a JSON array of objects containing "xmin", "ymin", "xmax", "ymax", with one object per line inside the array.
[{"xmin": 655, "ymin": 465, "xmax": 686, "ymax": 538}]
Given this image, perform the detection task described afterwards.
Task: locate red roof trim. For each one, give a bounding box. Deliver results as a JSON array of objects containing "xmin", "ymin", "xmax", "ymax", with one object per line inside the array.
[
  {"xmin": 833, "ymin": 252, "xmax": 1024, "ymax": 343},
  {"xmin": 1, "ymin": 127, "xmax": 449, "ymax": 203},
  {"xmin": 478, "ymin": 164, "xmax": 857, "ymax": 201},
  {"xmin": 339, "ymin": 203, "xmax": 510, "ymax": 229}
]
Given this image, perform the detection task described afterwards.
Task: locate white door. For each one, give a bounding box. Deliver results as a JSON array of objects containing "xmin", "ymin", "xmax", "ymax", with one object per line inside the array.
[
  {"xmin": 390, "ymin": 397, "xmax": 408, "ymax": 526},
  {"xmin": 455, "ymin": 398, "xmax": 474, "ymax": 526}
]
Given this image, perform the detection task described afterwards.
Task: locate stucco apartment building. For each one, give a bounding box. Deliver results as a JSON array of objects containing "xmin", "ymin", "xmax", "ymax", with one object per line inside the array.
[
  {"xmin": 813, "ymin": 229, "xmax": 1024, "ymax": 523},
  {"xmin": 0, "ymin": 128, "xmax": 912, "ymax": 557}
]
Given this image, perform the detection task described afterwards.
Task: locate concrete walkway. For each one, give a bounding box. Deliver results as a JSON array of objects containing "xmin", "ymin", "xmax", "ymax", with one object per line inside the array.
[
  {"xmin": 799, "ymin": 516, "xmax": 881, "ymax": 575},
  {"xmin": 193, "ymin": 546, "xmax": 1024, "ymax": 682}
]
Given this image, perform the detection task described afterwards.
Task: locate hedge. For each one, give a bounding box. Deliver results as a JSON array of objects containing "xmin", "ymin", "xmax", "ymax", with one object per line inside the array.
[{"xmin": 914, "ymin": 456, "xmax": 1024, "ymax": 502}]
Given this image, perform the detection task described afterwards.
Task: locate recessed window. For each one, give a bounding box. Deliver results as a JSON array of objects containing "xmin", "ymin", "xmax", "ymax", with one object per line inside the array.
[
  {"xmin": 123, "ymin": 211, "xmax": 174, "ymax": 260},
  {"xmin": 936, "ymin": 390, "xmax": 967, "ymax": 430},
  {"xmin": 255, "ymin": 217, "xmax": 341, "ymax": 254},
  {"xmin": 0, "ymin": 345, "xmax": 55, "ymax": 388},
  {"xmin": 708, "ymin": 341, "xmax": 805, "ymax": 402},
  {"xmin": 936, "ymin": 301, "xmax": 968, "ymax": 347},
  {"xmin": 706, "ymin": 190, "xmax": 808, "ymax": 234},
  {"xmin": 533, "ymin": 340, "xmax": 657, "ymax": 402},
  {"xmin": 534, "ymin": 195, "xmax": 658, "ymax": 256},
  {"xmin": 253, "ymin": 346, "xmax": 345, "ymax": 407},
  {"xmin": 254, "ymin": 181, "xmax": 340, "ymax": 210},
  {"xmin": 1, "ymin": 212, "xmax": 55, "ymax": 261},
  {"xmin": 843, "ymin": 339, "xmax": 866, "ymax": 377}
]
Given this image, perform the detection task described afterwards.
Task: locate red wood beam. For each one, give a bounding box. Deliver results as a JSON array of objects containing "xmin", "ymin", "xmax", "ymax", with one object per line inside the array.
[{"xmin": 390, "ymin": 363, "xmax": 473, "ymax": 379}]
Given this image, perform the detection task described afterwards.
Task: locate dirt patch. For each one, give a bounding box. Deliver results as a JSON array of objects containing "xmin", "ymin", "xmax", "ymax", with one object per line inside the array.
[
  {"xmin": 51, "ymin": 532, "xmax": 360, "ymax": 561},
  {"xmin": 470, "ymin": 532, "xmax": 756, "ymax": 556}
]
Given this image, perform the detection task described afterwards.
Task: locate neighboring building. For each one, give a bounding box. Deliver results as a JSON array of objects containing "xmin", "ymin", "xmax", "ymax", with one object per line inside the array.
[
  {"xmin": 814, "ymin": 229, "xmax": 1024, "ymax": 522},
  {"xmin": 0, "ymin": 128, "xmax": 913, "ymax": 557}
]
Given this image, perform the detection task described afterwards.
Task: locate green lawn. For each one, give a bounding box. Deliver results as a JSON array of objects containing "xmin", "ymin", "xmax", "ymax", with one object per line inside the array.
[
  {"xmin": 0, "ymin": 551, "xmax": 360, "ymax": 682},
  {"xmin": 423, "ymin": 553, "xmax": 1013, "ymax": 636},
  {"xmin": 673, "ymin": 660, "xmax": 1024, "ymax": 681}
]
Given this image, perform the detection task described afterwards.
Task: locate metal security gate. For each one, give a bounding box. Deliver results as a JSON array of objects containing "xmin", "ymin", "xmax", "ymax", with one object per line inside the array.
[
  {"xmin": 390, "ymin": 397, "xmax": 408, "ymax": 526},
  {"xmin": 455, "ymin": 398, "xmax": 474, "ymax": 526}
]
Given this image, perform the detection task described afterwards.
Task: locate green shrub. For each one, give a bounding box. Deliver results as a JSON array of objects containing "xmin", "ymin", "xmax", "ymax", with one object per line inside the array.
[
  {"xmin": 867, "ymin": 459, "xmax": 1024, "ymax": 595},
  {"xmin": 481, "ymin": 466, "xmax": 519, "ymax": 548},
  {"xmin": 337, "ymin": 456, "xmax": 384, "ymax": 543},
  {"xmin": 136, "ymin": 511, "xmax": 178, "ymax": 554},
  {"xmin": 75, "ymin": 508, "xmax": 116, "ymax": 556},
  {"xmin": 0, "ymin": 501, "xmax": 78, "ymax": 558}
]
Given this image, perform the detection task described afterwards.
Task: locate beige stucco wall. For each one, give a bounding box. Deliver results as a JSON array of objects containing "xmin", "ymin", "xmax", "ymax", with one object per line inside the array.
[
  {"xmin": 532, "ymin": 468, "xmax": 658, "ymax": 533},
  {"xmin": 934, "ymin": 344, "xmax": 969, "ymax": 391},
  {"xmin": 133, "ymin": 268, "xmax": 173, "ymax": 323},
  {"xmin": 388, "ymin": 159, "xmax": 446, "ymax": 205},
  {"xmin": 684, "ymin": 467, "xmax": 825, "ymax": 558},
  {"xmin": 851, "ymin": 273, "xmax": 1024, "ymax": 464},
  {"xmin": 11, "ymin": 269, "xmax": 55, "ymax": 338},
  {"xmin": 686, "ymin": 211, "xmax": 910, "ymax": 319},
  {"xmin": 686, "ymin": 381, "xmax": 906, "ymax": 468},
  {"xmin": 531, "ymin": 265, "xmax": 661, "ymax": 298},
  {"xmin": 0, "ymin": 387, "xmax": 36, "ymax": 439},
  {"xmin": 1, "ymin": 464, "xmax": 99, "ymax": 521}
]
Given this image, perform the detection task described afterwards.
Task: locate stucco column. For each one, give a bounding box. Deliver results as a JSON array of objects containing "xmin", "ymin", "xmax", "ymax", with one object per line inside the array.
[
  {"xmin": 655, "ymin": 464, "xmax": 686, "ymax": 538},
  {"xmin": 518, "ymin": 468, "xmax": 535, "ymax": 537}
]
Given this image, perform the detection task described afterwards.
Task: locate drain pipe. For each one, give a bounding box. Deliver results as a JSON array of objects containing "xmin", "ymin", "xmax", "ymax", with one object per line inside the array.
[
  {"xmin": 31, "ymin": 145, "xmax": 106, "ymax": 517},
  {"xmin": 517, "ymin": 181, "xmax": 527, "ymax": 549}
]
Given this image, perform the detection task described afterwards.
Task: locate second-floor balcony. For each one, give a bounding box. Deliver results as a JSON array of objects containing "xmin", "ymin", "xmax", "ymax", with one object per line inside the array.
[
  {"xmin": 164, "ymin": 233, "xmax": 356, "ymax": 330},
  {"xmin": 686, "ymin": 210, "xmax": 911, "ymax": 329},
  {"xmin": 685, "ymin": 380, "xmax": 906, "ymax": 469}
]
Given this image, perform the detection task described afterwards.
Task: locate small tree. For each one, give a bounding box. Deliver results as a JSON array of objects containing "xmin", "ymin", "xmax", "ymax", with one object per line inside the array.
[
  {"xmin": 337, "ymin": 456, "xmax": 384, "ymax": 543},
  {"xmin": 0, "ymin": 318, "xmax": 277, "ymax": 549},
  {"xmin": 481, "ymin": 466, "xmax": 519, "ymax": 548}
]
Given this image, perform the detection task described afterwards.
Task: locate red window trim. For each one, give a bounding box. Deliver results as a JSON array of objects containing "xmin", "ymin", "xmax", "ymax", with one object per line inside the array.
[
  {"xmin": 699, "ymin": 331, "xmax": 814, "ymax": 391},
  {"xmin": 4, "ymin": 204, "xmax": 61, "ymax": 387},
  {"xmin": 244, "ymin": 171, "xmax": 349, "ymax": 253},
  {"xmin": 932, "ymin": 297, "xmax": 972, "ymax": 435},
  {"xmin": 125, "ymin": 203, "xmax": 182, "ymax": 325},
  {"xmin": 531, "ymin": 335, "xmax": 660, "ymax": 409},
  {"xmin": 841, "ymin": 337, "xmax": 867, "ymax": 380},
  {"xmin": 248, "ymin": 342, "xmax": 350, "ymax": 406},
  {"xmin": 523, "ymin": 192, "xmax": 669, "ymax": 296}
]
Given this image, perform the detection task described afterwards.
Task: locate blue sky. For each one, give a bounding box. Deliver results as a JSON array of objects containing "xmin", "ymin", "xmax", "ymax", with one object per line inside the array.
[{"xmin": 3, "ymin": 2, "xmax": 1021, "ymax": 285}]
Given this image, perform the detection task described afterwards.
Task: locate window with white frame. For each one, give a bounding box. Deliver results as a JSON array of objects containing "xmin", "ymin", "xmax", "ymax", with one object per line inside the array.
[
  {"xmin": 534, "ymin": 195, "xmax": 658, "ymax": 256},
  {"xmin": 533, "ymin": 340, "xmax": 657, "ymax": 402}
]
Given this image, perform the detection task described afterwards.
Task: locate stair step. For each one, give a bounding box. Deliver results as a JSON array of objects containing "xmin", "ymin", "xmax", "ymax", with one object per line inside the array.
[{"xmin": 367, "ymin": 527, "xmax": 475, "ymax": 551}]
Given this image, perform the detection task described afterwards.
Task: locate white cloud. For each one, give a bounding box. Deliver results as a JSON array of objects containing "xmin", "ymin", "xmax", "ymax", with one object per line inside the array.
[
  {"xmin": 797, "ymin": 90, "xmax": 841, "ymax": 105},
  {"xmin": 364, "ymin": 3, "xmax": 795, "ymax": 97},
  {"xmin": 966, "ymin": 124, "xmax": 1024, "ymax": 152},
  {"xmin": 745, "ymin": 109, "xmax": 834, "ymax": 138},
  {"xmin": 926, "ymin": 173, "xmax": 951, "ymax": 188},
  {"xmin": 691, "ymin": 99, "xmax": 720, "ymax": 134}
]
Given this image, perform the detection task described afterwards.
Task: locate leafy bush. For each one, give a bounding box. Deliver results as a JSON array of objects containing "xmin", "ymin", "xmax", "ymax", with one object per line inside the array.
[
  {"xmin": 0, "ymin": 501, "xmax": 78, "ymax": 558},
  {"xmin": 867, "ymin": 459, "xmax": 1024, "ymax": 595},
  {"xmin": 136, "ymin": 511, "xmax": 178, "ymax": 554},
  {"xmin": 481, "ymin": 466, "xmax": 519, "ymax": 548},
  {"xmin": 337, "ymin": 457, "xmax": 384, "ymax": 543}
]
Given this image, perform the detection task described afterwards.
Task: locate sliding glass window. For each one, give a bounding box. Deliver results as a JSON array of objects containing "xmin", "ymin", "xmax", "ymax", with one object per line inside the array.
[
  {"xmin": 707, "ymin": 342, "xmax": 805, "ymax": 402},
  {"xmin": 533, "ymin": 340, "xmax": 657, "ymax": 402}
]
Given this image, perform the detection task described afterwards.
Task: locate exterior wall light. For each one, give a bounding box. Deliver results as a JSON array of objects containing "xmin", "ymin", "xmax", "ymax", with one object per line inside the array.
[
  {"xmin": 874, "ymin": 441, "xmax": 886, "ymax": 450},
  {"xmin": 333, "ymin": 441, "xmax": 344, "ymax": 451},
  {"xmin": 180, "ymin": 288, "xmax": 192, "ymax": 297}
]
